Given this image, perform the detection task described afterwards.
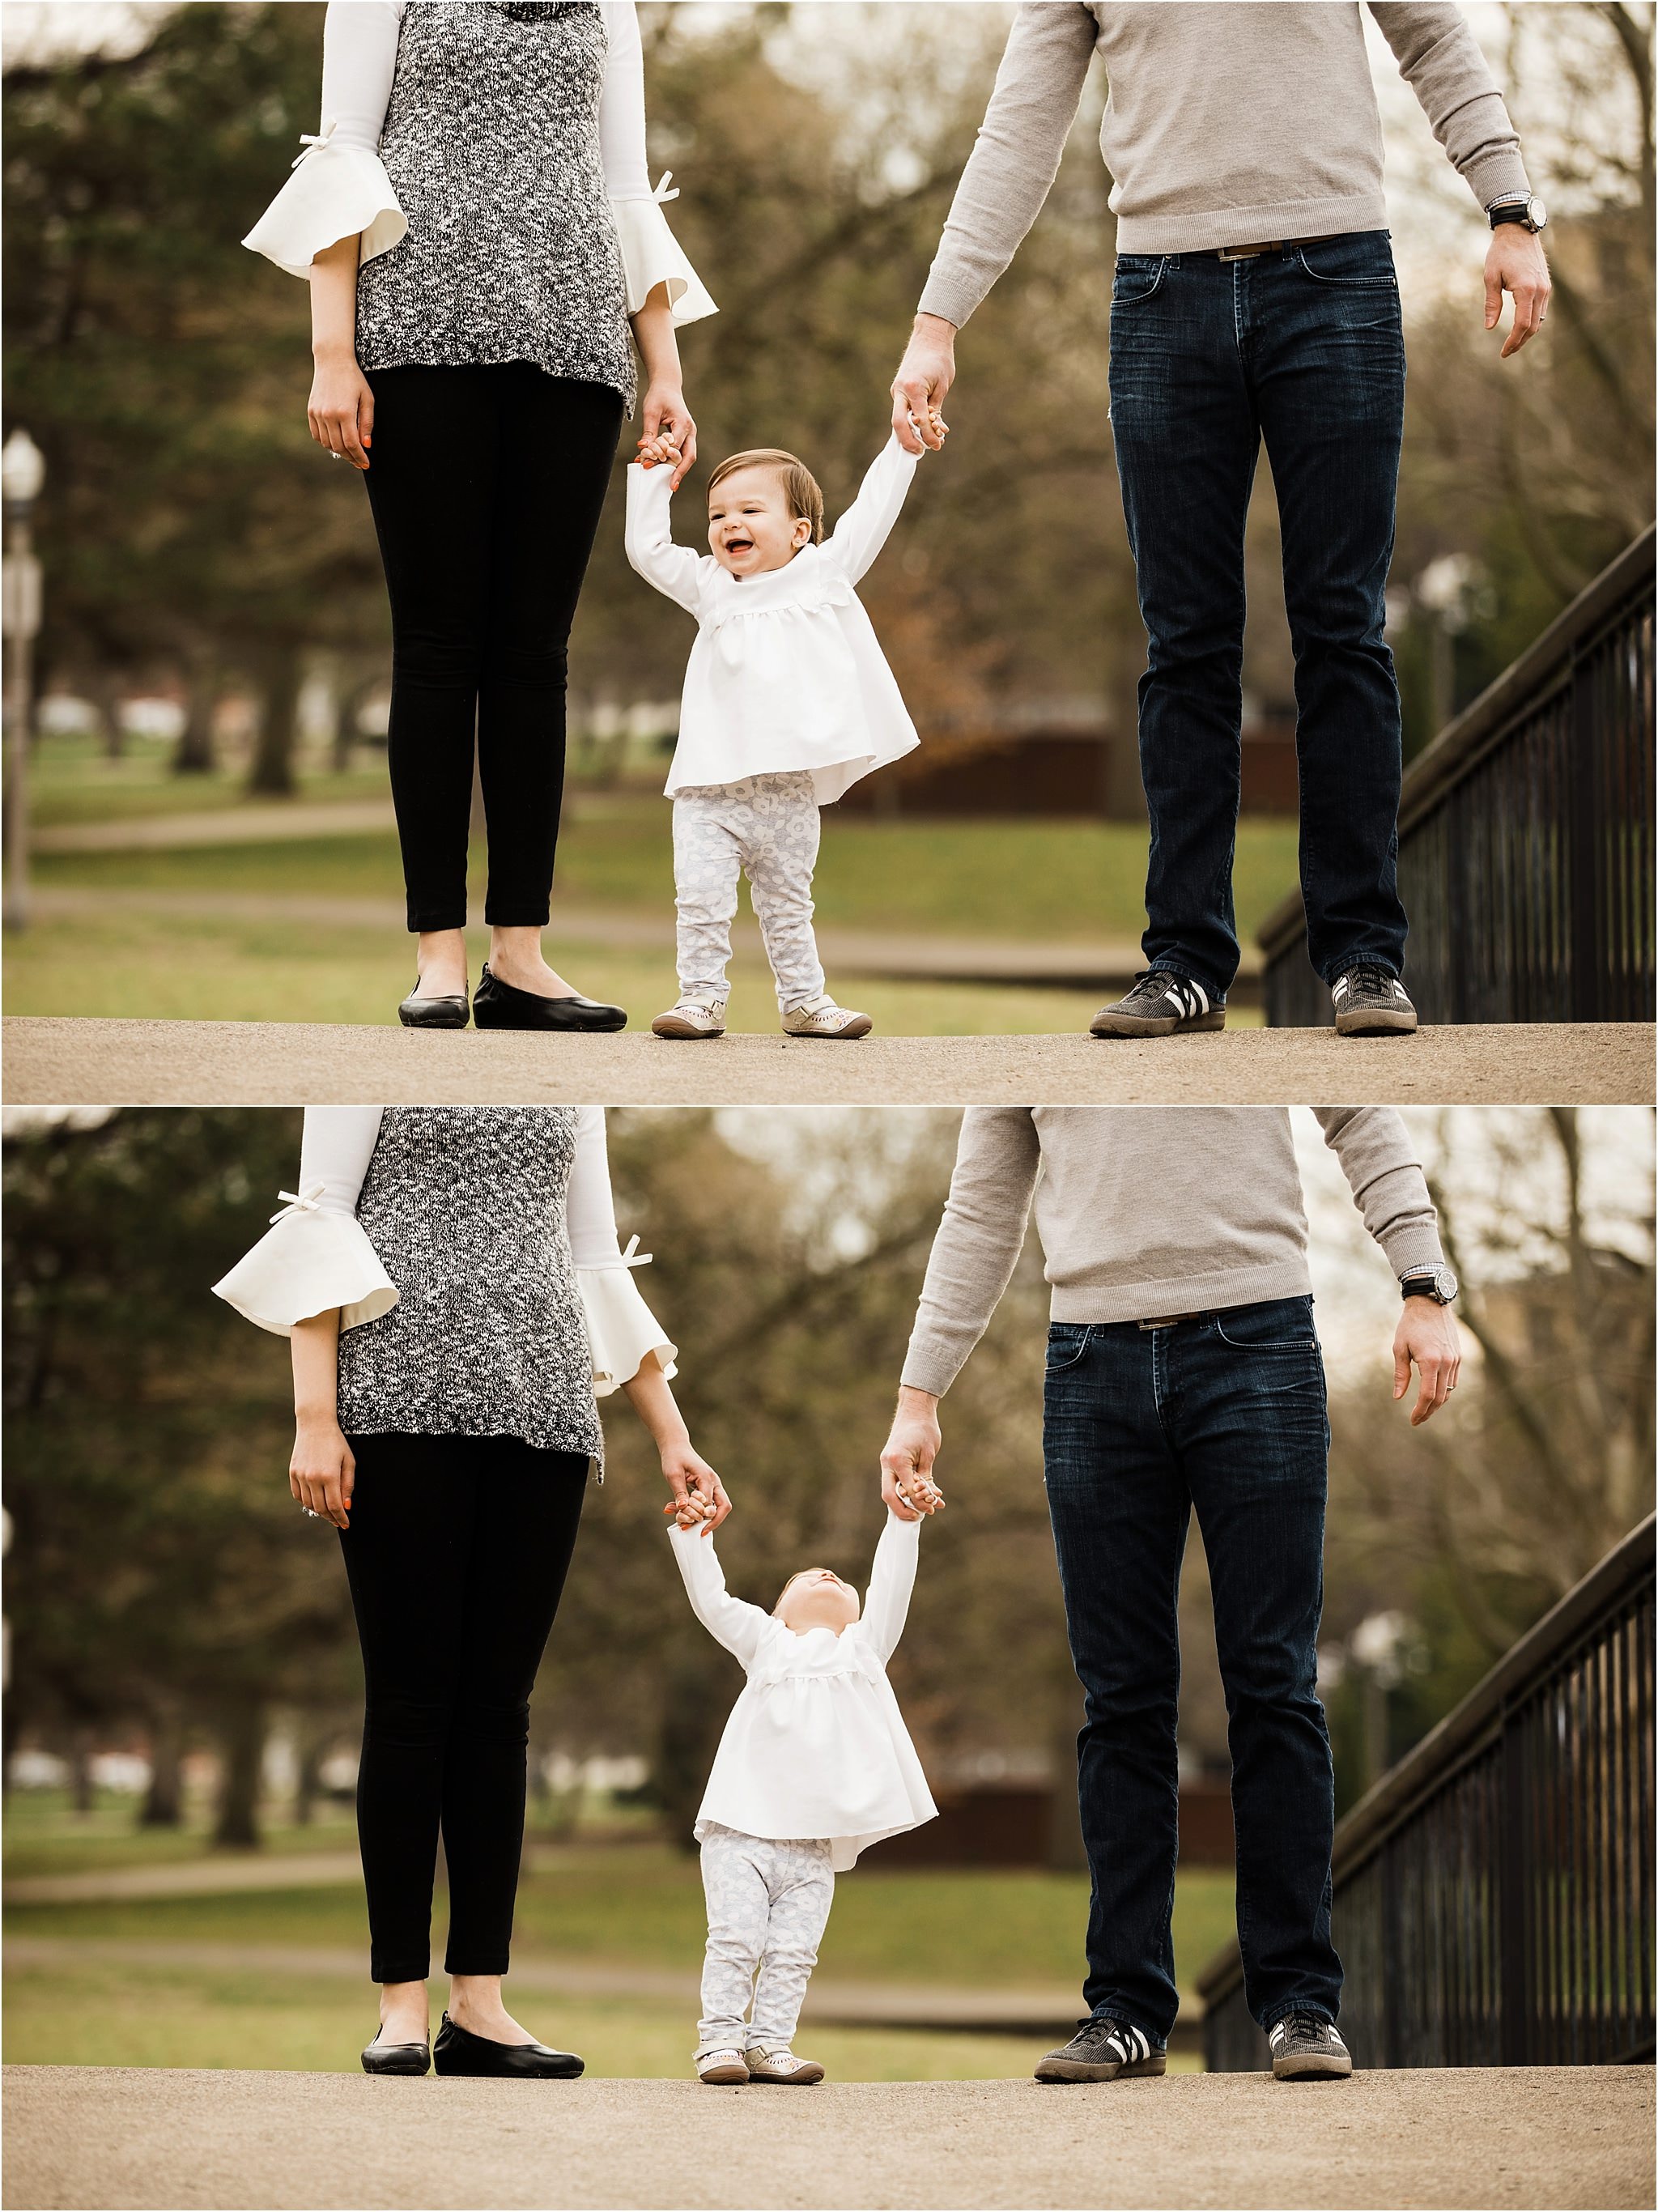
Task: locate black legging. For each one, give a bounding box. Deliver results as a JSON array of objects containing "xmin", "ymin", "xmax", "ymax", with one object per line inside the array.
[
  {"xmin": 361, "ymin": 364, "xmax": 624, "ymax": 934},
  {"xmin": 338, "ymin": 1431, "xmax": 588, "ymax": 1984}
]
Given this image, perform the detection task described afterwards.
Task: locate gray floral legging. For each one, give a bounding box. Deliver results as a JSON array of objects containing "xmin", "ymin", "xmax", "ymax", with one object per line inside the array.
[
  {"xmin": 697, "ymin": 1824, "xmax": 835, "ymax": 2053},
  {"xmin": 671, "ymin": 772, "xmax": 826, "ymax": 1011}
]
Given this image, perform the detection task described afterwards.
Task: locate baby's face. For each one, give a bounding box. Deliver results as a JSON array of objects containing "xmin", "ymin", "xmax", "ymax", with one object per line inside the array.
[
  {"xmin": 708, "ymin": 466, "xmax": 811, "ymax": 578},
  {"xmin": 774, "ymin": 1567, "xmax": 861, "ymax": 1636}
]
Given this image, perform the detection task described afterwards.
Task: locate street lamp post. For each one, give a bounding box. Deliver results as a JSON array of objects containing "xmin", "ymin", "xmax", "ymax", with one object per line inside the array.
[{"xmin": 2, "ymin": 428, "xmax": 47, "ymax": 933}]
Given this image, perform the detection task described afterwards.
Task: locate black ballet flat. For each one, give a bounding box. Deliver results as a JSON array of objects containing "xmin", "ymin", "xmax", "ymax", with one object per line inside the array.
[
  {"xmin": 361, "ymin": 2027, "xmax": 432, "ymax": 2076},
  {"xmin": 472, "ymin": 965, "xmax": 627, "ymax": 1035},
  {"xmin": 397, "ymin": 982, "xmax": 470, "ymax": 1030},
  {"xmin": 432, "ymin": 2011, "xmax": 584, "ymax": 2080}
]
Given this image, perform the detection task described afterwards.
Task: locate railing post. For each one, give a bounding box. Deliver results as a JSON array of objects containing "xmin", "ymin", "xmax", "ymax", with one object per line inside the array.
[
  {"xmin": 1499, "ymin": 1707, "xmax": 1532, "ymax": 2064},
  {"xmin": 1568, "ymin": 644, "xmax": 1602, "ymax": 1021}
]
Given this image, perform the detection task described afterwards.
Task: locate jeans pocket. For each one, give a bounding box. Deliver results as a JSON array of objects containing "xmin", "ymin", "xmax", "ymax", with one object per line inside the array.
[
  {"xmin": 1213, "ymin": 1298, "xmax": 1320, "ymax": 1353},
  {"xmin": 1044, "ymin": 1325, "xmax": 1092, "ymax": 1374},
  {"xmin": 1294, "ymin": 232, "xmax": 1397, "ymax": 290},
  {"xmin": 1111, "ymin": 253, "xmax": 1167, "ymax": 307}
]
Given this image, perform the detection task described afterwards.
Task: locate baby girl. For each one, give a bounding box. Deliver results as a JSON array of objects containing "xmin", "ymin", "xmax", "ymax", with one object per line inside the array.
[
  {"xmin": 623, "ymin": 415, "xmax": 942, "ymax": 1040},
  {"xmin": 666, "ymin": 1479, "xmax": 942, "ymax": 2083}
]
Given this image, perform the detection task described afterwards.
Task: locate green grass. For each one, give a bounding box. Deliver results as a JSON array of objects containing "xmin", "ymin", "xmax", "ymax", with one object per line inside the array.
[
  {"xmin": 6, "ymin": 1840, "xmax": 1237, "ymax": 1998},
  {"xmin": 1, "ymin": 1951, "xmax": 1202, "ymax": 2078},
  {"xmin": 1, "ymin": 1789, "xmax": 359, "ymax": 1880},
  {"xmin": 33, "ymin": 793, "xmax": 1299, "ymax": 949},
  {"xmin": 13, "ymin": 789, "xmax": 1287, "ymax": 1027},
  {"xmin": 3, "ymin": 1807, "xmax": 1231, "ymax": 2077},
  {"xmin": 2, "ymin": 903, "xmax": 1129, "ymax": 1032},
  {"xmin": 28, "ymin": 734, "xmax": 396, "ymax": 829}
]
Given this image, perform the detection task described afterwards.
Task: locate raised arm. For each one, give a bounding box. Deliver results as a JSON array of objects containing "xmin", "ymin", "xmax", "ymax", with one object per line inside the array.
[
  {"xmin": 861, "ymin": 1510, "xmax": 922, "ymax": 1666},
  {"xmin": 667, "ymin": 1524, "xmax": 768, "ymax": 1665},
  {"xmin": 625, "ymin": 462, "xmax": 704, "ymax": 615},
  {"xmin": 823, "ymin": 436, "xmax": 922, "ymax": 587}
]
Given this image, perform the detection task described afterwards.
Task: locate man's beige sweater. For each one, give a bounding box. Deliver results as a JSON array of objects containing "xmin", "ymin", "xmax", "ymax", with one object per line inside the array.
[
  {"xmin": 920, "ymin": 2, "xmax": 1531, "ymax": 325},
  {"xmin": 901, "ymin": 1107, "xmax": 1444, "ymax": 1399}
]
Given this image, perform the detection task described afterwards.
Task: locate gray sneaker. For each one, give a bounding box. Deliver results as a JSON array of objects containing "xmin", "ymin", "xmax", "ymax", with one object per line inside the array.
[
  {"xmin": 1090, "ymin": 972, "xmax": 1224, "ymax": 1038},
  {"xmin": 1034, "ymin": 2016, "xmax": 1167, "ymax": 2082},
  {"xmin": 1330, "ymin": 963, "xmax": 1417, "ymax": 1036},
  {"xmin": 1268, "ymin": 2011, "xmax": 1353, "ymax": 2079}
]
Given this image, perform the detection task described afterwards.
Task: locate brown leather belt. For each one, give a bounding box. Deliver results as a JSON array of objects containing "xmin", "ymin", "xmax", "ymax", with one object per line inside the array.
[
  {"xmin": 1137, "ymin": 1312, "xmax": 1205, "ymax": 1330},
  {"xmin": 1215, "ymin": 237, "xmax": 1315, "ymax": 261}
]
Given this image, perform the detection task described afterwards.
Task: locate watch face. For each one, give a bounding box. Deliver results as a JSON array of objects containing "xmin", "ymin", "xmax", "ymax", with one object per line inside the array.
[{"xmin": 1528, "ymin": 196, "xmax": 1548, "ymax": 230}]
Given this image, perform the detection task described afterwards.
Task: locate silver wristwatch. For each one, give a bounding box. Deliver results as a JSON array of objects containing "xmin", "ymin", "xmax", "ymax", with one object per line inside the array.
[
  {"xmin": 1401, "ymin": 1265, "xmax": 1458, "ymax": 1305},
  {"xmin": 1489, "ymin": 193, "xmax": 1547, "ymax": 234}
]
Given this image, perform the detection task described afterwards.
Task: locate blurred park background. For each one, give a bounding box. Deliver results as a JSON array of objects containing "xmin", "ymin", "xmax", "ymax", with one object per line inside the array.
[
  {"xmin": 3, "ymin": 1104, "xmax": 1652, "ymax": 2076},
  {"xmin": 1, "ymin": 0, "xmax": 1652, "ymax": 1028}
]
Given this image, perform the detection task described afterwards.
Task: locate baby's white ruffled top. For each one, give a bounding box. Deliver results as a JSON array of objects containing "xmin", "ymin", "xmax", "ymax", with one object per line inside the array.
[
  {"xmin": 624, "ymin": 438, "xmax": 922, "ymax": 804},
  {"xmin": 212, "ymin": 1104, "xmax": 672, "ymax": 1400},
  {"xmin": 669, "ymin": 1512, "xmax": 937, "ymax": 1871},
  {"xmin": 242, "ymin": 0, "xmax": 715, "ymax": 328}
]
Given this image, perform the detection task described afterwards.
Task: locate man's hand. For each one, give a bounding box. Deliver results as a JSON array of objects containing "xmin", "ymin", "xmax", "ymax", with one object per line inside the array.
[
  {"xmin": 1392, "ymin": 1298, "xmax": 1462, "ymax": 1427},
  {"xmin": 880, "ymin": 1385, "xmax": 945, "ymax": 1518},
  {"xmin": 891, "ymin": 314, "xmax": 958, "ymax": 455},
  {"xmin": 1484, "ymin": 226, "xmax": 1550, "ymax": 359}
]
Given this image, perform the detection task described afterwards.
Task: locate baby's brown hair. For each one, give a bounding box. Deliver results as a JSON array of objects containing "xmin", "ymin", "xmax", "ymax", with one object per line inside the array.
[{"xmin": 707, "ymin": 448, "xmax": 825, "ymax": 544}]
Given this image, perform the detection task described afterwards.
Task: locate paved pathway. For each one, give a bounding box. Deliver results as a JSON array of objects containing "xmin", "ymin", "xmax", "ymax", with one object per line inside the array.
[
  {"xmin": 5, "ymin": 2065, "xmax": 1651, "ymax": 2210},
  {"xmin": 5, "ymin": 1016, "xmax": 1651, "ymax": 1106}
]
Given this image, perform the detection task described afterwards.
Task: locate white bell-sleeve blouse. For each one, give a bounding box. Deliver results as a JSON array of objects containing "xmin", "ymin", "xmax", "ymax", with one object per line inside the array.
[
  {"xmin": 242, "ymin": 0, "xmax": 716, "ymax": 326},
  {"xmin": 668, "ymin": 1511, "xmax": 937, "ymax": 1870},
  {"xmin": 211, "ymin": 1105, "xmax": 676, "ymax": 1398}
]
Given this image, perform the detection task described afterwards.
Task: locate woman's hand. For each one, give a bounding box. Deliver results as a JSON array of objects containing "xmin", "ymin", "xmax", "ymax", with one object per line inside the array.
[
  {"xmin": 660, "ymin": 1441, "xmax": 731, "ymax": 1537},
  {"xmin": 308, "ymin": 347, "xmax": 375, "ymax": 470},
  {"xmin": 632, "ymin": 286, "xmax": 696, "ymax": 490},
  {"xmin": 639, "ymin": 381, "xmax": 695, "ymax": 491},
  {"xmin": 290, "ymin": 1417, "xmax": 355, "ymax": 1529}
]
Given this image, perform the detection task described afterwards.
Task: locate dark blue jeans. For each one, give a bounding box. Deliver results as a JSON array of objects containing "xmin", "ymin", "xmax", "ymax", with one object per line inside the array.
[
  {"xmin": 1043, "ymin": 1298, "xmax": 1341, "ymax": 2041},
  {"xmin": 1108, "ymin": 231, "xmax": 1409, "ymax": 998}
]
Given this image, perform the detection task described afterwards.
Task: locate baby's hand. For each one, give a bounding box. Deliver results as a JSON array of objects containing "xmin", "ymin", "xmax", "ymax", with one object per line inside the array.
[
  {"xmin": 666, "ymin": 1491, "xmax": 719, "ymax": 1531},
  {"xmin": 907, "ymin": 406, "xmax": 948, "ymax": 449},
  {"xmin": 895, "ymin": 1473, "xmax": 945, "ymax": 1515},
  {"xmin": 636, "ymin": 432, "xmax": 682, "ymax": 472}
]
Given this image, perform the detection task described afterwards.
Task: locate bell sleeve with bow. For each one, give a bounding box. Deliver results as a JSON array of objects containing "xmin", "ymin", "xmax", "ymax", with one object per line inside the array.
[
  {"xmin": 242, "ymin": 2, "xmax": 407, "ymax": 280},
  {"xmin": 212, "ymin": 1107, "xmax": 397, "ymax": 1336},
  {"xmin": 567, "ymin": 1107, "xmax": 678, "ymax": 1397},
  {"xmin": 600, "ymin": 2, "xmax": 716, "ymax": 325}
]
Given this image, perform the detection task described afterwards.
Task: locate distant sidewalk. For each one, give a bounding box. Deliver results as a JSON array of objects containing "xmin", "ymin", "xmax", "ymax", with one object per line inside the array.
[{"xmin": 5, "ymin": 2063, "xmax": 1651, "ymax": 2210}]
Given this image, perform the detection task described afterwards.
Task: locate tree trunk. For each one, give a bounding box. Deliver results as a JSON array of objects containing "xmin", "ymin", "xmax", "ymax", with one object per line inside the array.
[
  {"xmin": 172, "ymin": 661, "xmax": 219, "ymax": 776},
  {"xmin": 213, "ymin": 1691, "xmax": 266, "ymax": 1849},
  {"xmin": 68, "ymin": 1725, "xmax": 96, "ymax": 1816},
  {"xmin": 654, "ymin": 1650, "xmax": 728, "ymax": 1853},
  {"xmin": 247, "ymin": 650, "xmax": 301, "ymax": 798},
  {"xmin": 292, "ymin": 1722, "xmax": 330, "ymax": 1828},
  {"xmin": 141, "ymin": 1701, "xmax": 185, "ymax": 1828}
]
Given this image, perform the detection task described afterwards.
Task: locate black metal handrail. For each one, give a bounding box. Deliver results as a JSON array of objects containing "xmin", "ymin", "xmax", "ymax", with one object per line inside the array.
[
  {"xmin": 1197, "ymin": 1516, "xmax": 1656, "ymax": 2070},
  {"xmin": 1260, "ymin": 529, "xmax": 1656, "ymax": 1025}
]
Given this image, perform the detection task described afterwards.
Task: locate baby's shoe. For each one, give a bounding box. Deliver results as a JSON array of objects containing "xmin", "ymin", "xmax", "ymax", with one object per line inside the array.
[
  {"xmin": 743, "ymin": 2044, "xmax": 825, "ymax": 2085},
  {"xmin": 652, "ymin": 997, "xmax": 728, "ymax": 1040},
  {"xmin": 695, "ymin": 2046, "xmax": 750, "ymax": 2084},
  {"xmin": 781, "ymin": 994, "xmax": 873, "ymax": 1040}
]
